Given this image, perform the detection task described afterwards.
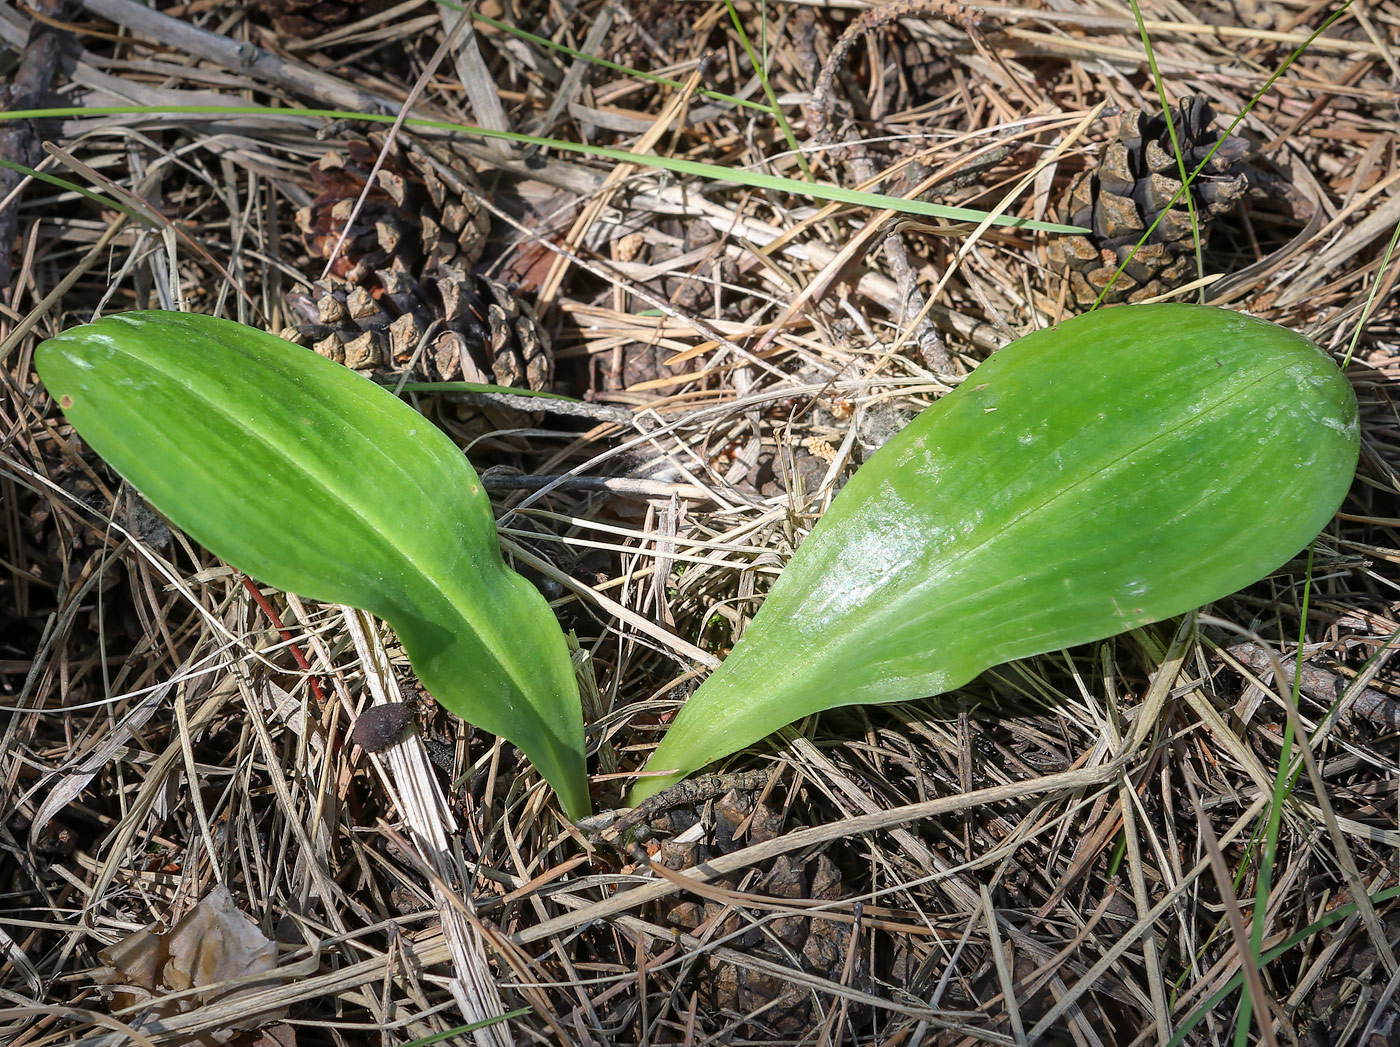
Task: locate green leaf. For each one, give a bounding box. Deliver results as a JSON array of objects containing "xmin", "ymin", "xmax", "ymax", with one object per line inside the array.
[
  {"xmin": 36, "ymin": 311, "xmax": 589, "ymax": 819},
  {"xmin": 630, "ymin": 304, "xmax": 1359, "ymax": 805}
]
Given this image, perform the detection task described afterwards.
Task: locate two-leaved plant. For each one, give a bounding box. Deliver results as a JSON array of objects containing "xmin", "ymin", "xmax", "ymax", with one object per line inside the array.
[{"xmin": 39, "ymin": 304, "xmax": 1359, "ymax": 817}]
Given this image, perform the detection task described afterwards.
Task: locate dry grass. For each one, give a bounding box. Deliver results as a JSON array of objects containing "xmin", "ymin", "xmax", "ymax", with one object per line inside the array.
[{"xmin": 2, "ymin": 0, "xmax": 1398, "ymax": 1044}]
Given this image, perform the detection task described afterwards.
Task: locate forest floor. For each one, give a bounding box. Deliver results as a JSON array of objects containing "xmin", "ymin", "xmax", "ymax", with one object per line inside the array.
[{"xmin": 2, "ymin": 0, "xmax": 1399, "ymax": 1044}]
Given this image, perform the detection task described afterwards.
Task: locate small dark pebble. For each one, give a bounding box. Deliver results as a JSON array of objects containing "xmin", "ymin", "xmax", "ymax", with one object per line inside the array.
[{"xmin": 351, "ymin": 702, "xmax": 416, "ymax": 752}]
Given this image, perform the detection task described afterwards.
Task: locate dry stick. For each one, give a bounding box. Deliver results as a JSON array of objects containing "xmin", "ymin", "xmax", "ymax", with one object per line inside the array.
[
  {"xmin": 1358, "ymin": 961, "xmax": 1400, "ymax": 1046},
  {"xmin": 753, "ymin": 102, "xmax": 1099, "ymax": 366},
  {"xmin": 807, "ymin": 0, "xmax": 979, "ymax": 150},
  {"xmin": 784, "ymin": 0, "xmax": 980, "ymax": 370},
  {"xmin": 792, "ymin": 8, "xmax": 1099, "ymax": 364},
  {"xmin": 426, "ymin": 388, "xmax": 632, "ymax": 424},
  {"xmin": 1350, "ymin": 2, "xmax": 1400, "ymax": 83},
  {"xmin": 79, "ymin": 0, "xmax": 395, "ymax": 113},
  {"xmin": 1221, "ymin": 638, "xmax": 1400, "ymax": 732},
  {"xmin": 981, "ymin": 883, "xmax": 1027, "ymax": 1045},
  {"xmin": 437, "ymin": 4, "xmax": 512, "ymax": 158},
  {"xmin": 0, "ymin": 0, "xmax": 73, "ymax": 298},
  {"xmin": 342, "ymin": 609, "xmax": 512, "ymax": 1047},
  {"xmin": 804, "ymin": 0, "xmax": 984, "ymax": 370},
  {"xmin": 0, "ymin": 1005, "xmax": 161, "ymax": 1047},
  {"xmin": 530, "ymin": 1, "xmax": 617, "ymax": 142},
  {"xmin": 886, "ymin": 234, "xmax": 951, "ymax": 371}
]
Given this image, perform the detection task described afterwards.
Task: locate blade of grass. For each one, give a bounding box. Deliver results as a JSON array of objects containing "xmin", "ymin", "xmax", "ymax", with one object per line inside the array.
[
  {"xmin": 723, "ymin": 0, "xmax": 814, "ymax": 179},
  {"xmin": 1168, "ymin": 886, "xmax": 1400, "ymax": 1046},
  {"xmin": 1200, "ymin": 545, "xmax": 1396, "ymax": 1043},
  {"xmin": 402, "ymin": 1009, "xmax": 533, "ymax": 1047},
  {"xmin": 0, "ymin": 105, "xmax": 1085, "ymax": 232},
  {"xmin": 1343, "ymin": 215, "xmax": 1400, "ymax": 369},
  {"xmin": 1230, "ymin": 546, "xmax": 1316, "ymax": 1045},
  {"xmin": 1130, "ymin": 0, "xmax": 1206, "ymax": 303},
  {"xmin": 0, "ymin": 156, "xmax": 136, "ymax": 217},
  {"xmin": 1189, "ymin": 784, "xmax": 1279, "ymax": 1047}
]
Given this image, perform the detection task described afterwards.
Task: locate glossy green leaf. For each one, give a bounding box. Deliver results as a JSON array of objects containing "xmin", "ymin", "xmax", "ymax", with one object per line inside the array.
[
  {"xmin": 36, "ymin": 311, "xmax": 589, "ymax": 819},
  {"xmin": 631, "ymin": 304, "xmax": 1359, "ymax": 804}
]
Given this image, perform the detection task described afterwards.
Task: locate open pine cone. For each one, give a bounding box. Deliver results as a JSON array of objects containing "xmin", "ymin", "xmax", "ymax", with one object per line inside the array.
[
  {"xmin": 1047, "ymin": 97, "xmax": 1248, "ymax": 305},
  {"xmin": 283, "ymin": 271, "xmax": 551, "ymax": 388},
  {"xmin": 284, "ymin": 135, "xmax": 551, "ymax": 389}
]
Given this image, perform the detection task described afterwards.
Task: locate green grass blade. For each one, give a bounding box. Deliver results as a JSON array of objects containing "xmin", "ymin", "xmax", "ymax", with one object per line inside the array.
[
  {"xmin": 1130, "ymin": 0, "xmax": 1206, "ymax": 302},
  {"xmin": 0, "ymin": 156, "xmax": 136, "ymax": 217},
  {"xmin": 402, "ymin": 1008, "xmax": 533, "ymax": 1046},
  {"xmin": 36, "ymin": 312, "xmax": 590, "ymax": 819},
  {"xmin": 0, "ymin": 105, "xmax": 1084, "ymax": 233},
  {"xmin": 723, "ymin": 0, "xmax": 814, "ymax": 180},
  {"xmin": 1168, "ymin": 885, "xmax": 1400, "ymax": 1047}
]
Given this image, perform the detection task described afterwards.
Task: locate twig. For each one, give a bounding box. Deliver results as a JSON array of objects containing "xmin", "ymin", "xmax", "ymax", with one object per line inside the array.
[
  {"xmin": 1225, "ymin": 641, "xmax": 1400, "ymax": 730},
  {"xmin": 412, "ymin": 387, "xmax": 633, "ymax": 423},
  {"xmin": 79, "ymin": 0, "xmax": 395, "ymax": 114},
  {"xmin": 481, "ymin": 474, "xmax": 714, "ymax": 501},
  {"xmin": 804, "ymin": 0, "xmax": 979, "ymax": 370},
  {"xmin": 0, "ymin": 0, "xmax": 73, "ymax": 297}
]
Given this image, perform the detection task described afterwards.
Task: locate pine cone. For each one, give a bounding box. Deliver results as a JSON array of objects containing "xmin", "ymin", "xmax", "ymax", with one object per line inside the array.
[
  {"xmin": 286, "ymin": 135, "xmax": 551, "ymax": 389},
  {"xmin": 1047, "ymin": 97, "xmax": 1248, "ymax": 305},
  {"xmin": 282, "ymin": 269, "xmax": 551, "ymax": 389},
  {"xmin": 643, "ymin": 787, "xmax": 852, "ymax": 1038}
]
